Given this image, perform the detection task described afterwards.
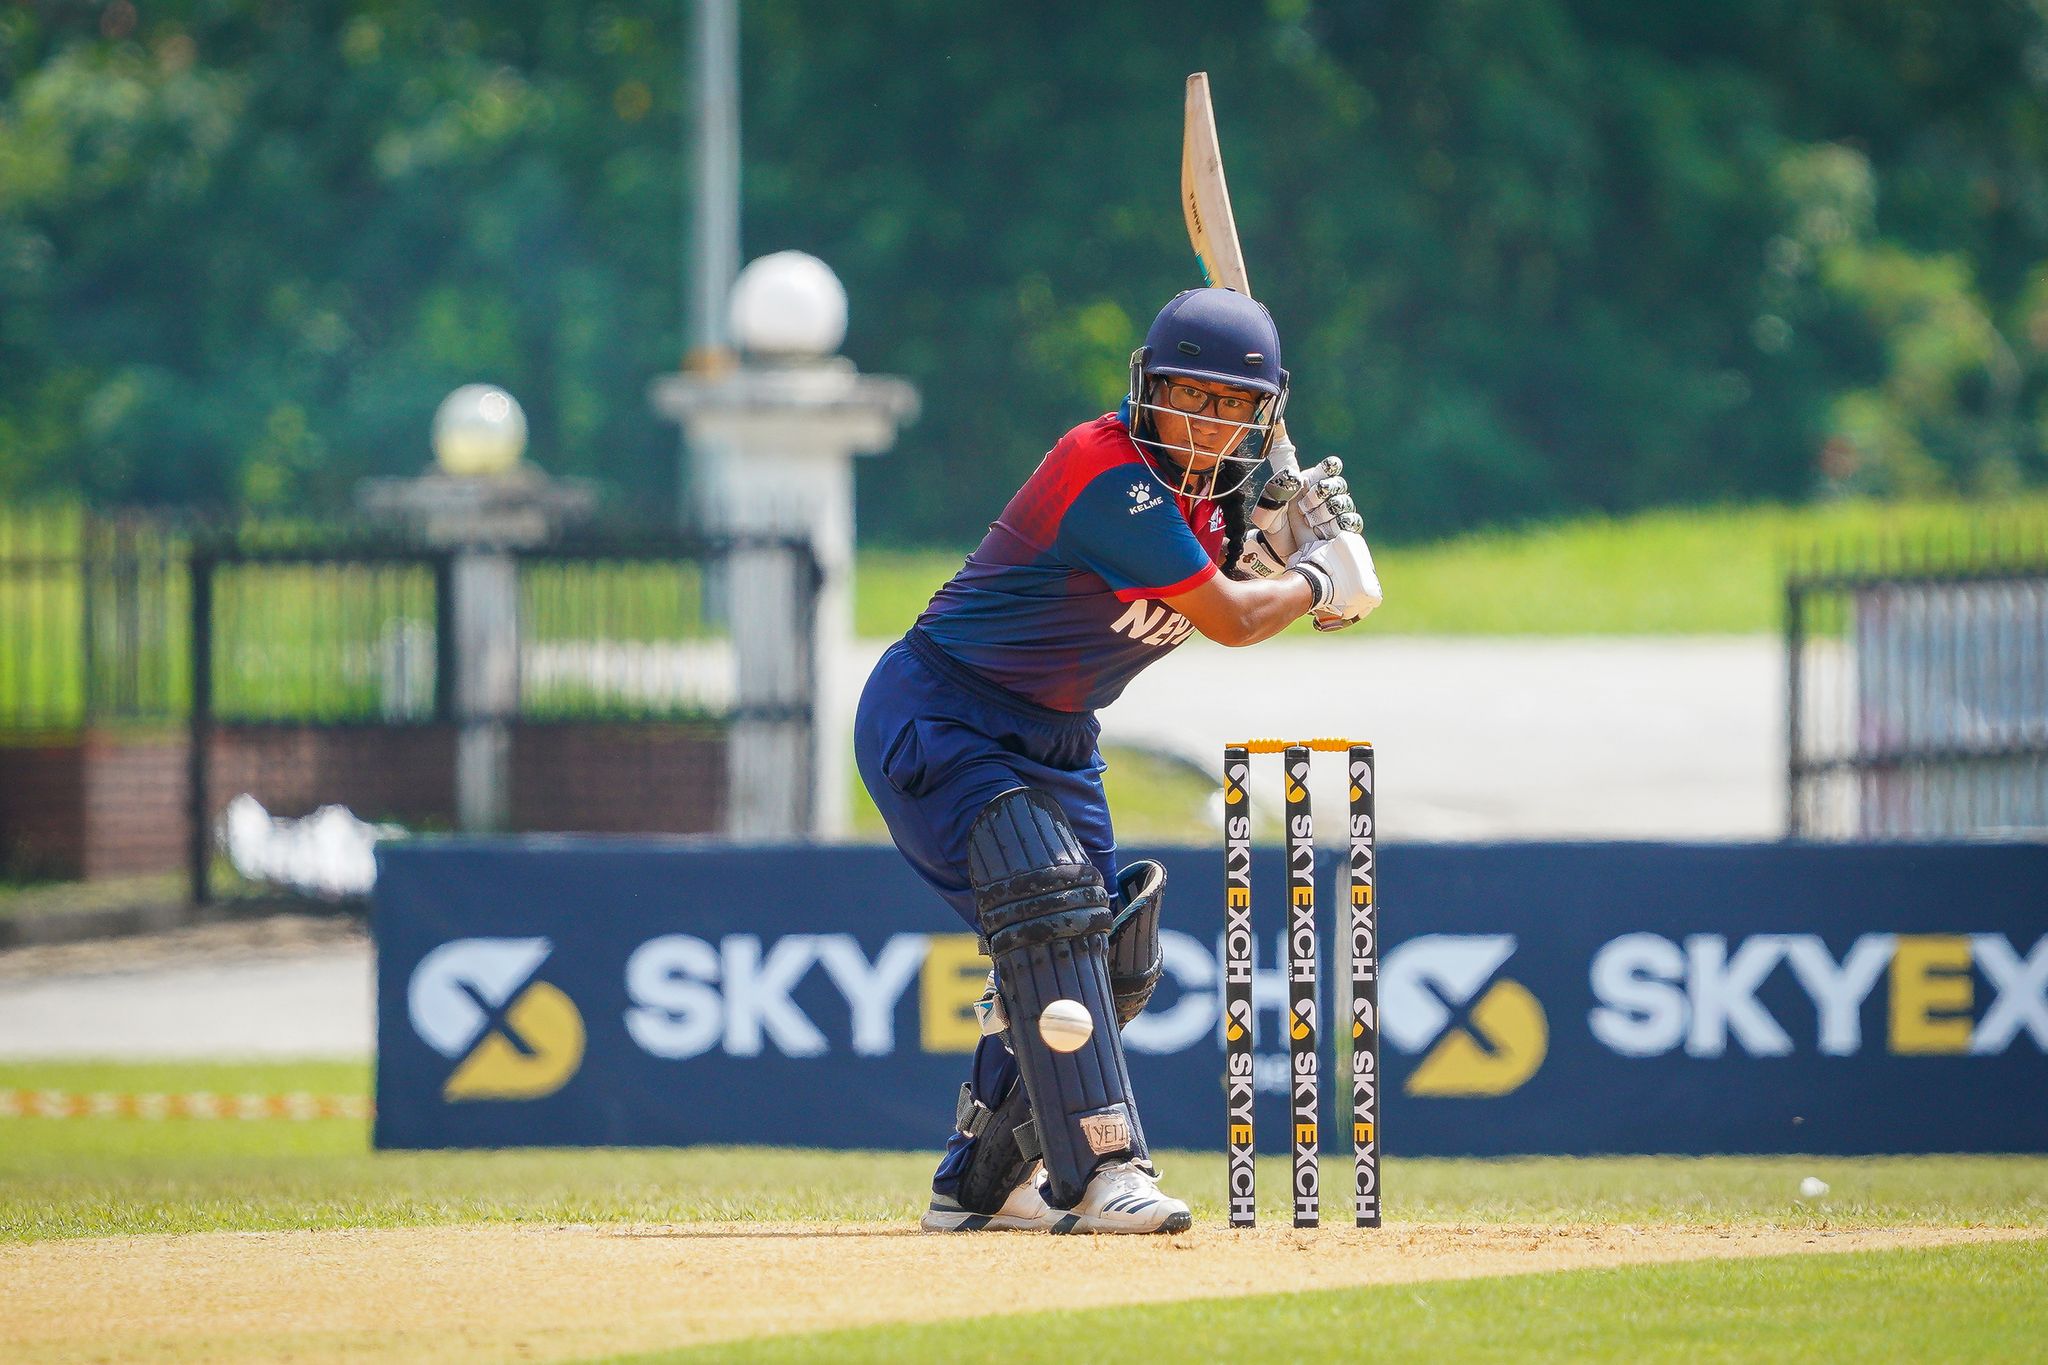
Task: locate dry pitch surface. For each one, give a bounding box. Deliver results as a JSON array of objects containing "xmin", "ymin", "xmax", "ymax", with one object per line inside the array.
[{"xmin": 3, "ymin": 1220, "xmax": 2032, "ymax": 1363}]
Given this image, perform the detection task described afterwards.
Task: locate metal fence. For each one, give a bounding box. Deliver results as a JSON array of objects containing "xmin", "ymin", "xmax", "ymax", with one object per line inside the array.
[
  {"xmin": 0, "ymin": 506, "xmax": 186, "ymax": 731},
  {"xmin": 0, "ymin": 509, "xmax": 809, "ymax": 732},
  {"xmin": 1787, "ymin": 539, "xmax": 2048, "ymax": 839},
  {"xmin": 186, "ymin": 529, "xmax": 818, "ymax": 903},
  {"xmin": 1, "ymin": 506, "xmax": 818, "ymax": 895}
]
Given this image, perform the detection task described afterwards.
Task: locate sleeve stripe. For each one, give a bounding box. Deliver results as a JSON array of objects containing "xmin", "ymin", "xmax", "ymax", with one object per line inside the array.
[{"xmin": 1113, "ymin": 560, "xmax": 1219, "ymax": 602}]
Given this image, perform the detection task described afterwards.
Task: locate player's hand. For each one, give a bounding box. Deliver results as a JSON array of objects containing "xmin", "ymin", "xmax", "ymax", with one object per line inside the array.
[
  {"xmin": 1287, "ymin": 529, "xmax": 1382, "ymax": 628},
  {"xmin": 1232, "ymin": 526, "xmax": 1290, "ymax": 579},
  {"xmin": 1286, "ymin": 457, "xmax": 1361, "ymax": 546},
  {"xmin": 1247, "ymin": 436, "xmax": 1305, "ymax": 560},
  {"xmin": 1311, "ymin": 605, "xmax": 1366, "ymax": 632}
]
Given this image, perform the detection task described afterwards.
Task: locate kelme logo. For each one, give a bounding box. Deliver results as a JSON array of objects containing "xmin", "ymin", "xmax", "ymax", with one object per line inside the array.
[
  {"xmin": 1383, "ymin": 935, "xmax": 1548, "ymax": 1096},
  {"xmin": 408, "ymin": 938, "xmax": 586, "ymax": 1101}
]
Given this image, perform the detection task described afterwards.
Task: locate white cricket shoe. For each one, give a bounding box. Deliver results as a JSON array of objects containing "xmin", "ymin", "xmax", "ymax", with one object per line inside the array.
[
  {"xmin": 920, "ymin": 1174, "xmax": 1058, "ymax": 1232},
  {"xmin": 1048, "ymin": 1160, "xmax": 1193, "ymax": 1235}
]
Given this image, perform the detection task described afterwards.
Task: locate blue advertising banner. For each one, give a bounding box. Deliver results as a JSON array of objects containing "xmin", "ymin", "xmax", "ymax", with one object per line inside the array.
[{"xmin": 374, "ymin": 839, "xmax": 2048, "ymax": 1155}]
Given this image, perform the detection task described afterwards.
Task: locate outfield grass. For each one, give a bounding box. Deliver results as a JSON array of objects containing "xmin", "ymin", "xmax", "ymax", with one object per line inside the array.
[
  {"xmin": 847, "ymin": 742, "xmax": 1215, "ymax": 843},
  {"xmin": 0, "ymin": 873, "xmax": 185, "ymax": 920},
  {"xmin": 3, "ymin": 1061, "xmax": 2043, "ymax": 1244},
  {"xmin": 5, "ymin": 1059, "xmax": 2043, "ymax": 1362},
  {"xmin": 639, "ymin": 1238, "xmax": 2048, "ymax": 1364},
  {"xmin": 857, "ymin": 496, "xmax": 2048, "ymax": 637}
]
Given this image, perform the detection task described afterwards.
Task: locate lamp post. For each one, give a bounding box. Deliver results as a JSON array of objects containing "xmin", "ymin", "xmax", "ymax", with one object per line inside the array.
[
  {"xmin": 652, "ymin": 252, "xmax": 917, "ymax": 838},
  {"xmin": 357, "ymin": 386, "xmax": 595, "ymax": 832}
]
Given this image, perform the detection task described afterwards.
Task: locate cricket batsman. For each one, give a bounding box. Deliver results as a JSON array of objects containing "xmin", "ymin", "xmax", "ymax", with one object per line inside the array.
[{"xmin": 854, "ymin": 287, "xmax": 1381, "ymax": 1233}]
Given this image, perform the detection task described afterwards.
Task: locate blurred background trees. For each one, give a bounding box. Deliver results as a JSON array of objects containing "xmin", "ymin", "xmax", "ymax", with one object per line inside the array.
[{"xmin": 4, "ymin": 0, "xmax": 2048, "ymax": 543}]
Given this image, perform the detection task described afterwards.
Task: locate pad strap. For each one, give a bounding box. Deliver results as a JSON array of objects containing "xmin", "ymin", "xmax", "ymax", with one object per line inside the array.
[
  {"xmin": 955, "ymin": 1082, "xmax": 993, "ymax": 1139},
  {"xmin": 950, "ymin": 1081, "xmax": 1041, "ymax": 1165}
]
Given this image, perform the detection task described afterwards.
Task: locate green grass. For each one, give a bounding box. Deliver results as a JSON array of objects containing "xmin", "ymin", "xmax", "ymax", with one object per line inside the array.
[
  {"xmin": 848, "ymin": 742, "xmax": 1215, "ymax": 843},
  {"xmin": 857, "ymin": 496, "xmax": 2048, "ymax": 637},
  {"xmin": 3, "ymin": 1061, "xmax": 2043, "ymax": 1244},
  {"xmin": 632, "ymin": 1238, "xmax": 2048, "ymax": 1364},
  {"xmin": 0, "ymin": 873, "xmax": 185, "ymax": 919},
  {"xmin": 5, "ymin": 1061, "xmax": 2043, "ymax": 1362}
]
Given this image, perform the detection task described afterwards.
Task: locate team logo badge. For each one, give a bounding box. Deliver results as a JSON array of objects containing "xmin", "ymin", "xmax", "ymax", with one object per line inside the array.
[
  {"xmin": 408, "ymin": 938, "xmax": 586, "ymax": 1101},
  {"xmin": 1382, "ymin": 935, "xmax": 1548, "ymax": 1096},
  {"xmin": 1080, "ymin": 1107, "xmax": 1133, "ymax": 1154}
]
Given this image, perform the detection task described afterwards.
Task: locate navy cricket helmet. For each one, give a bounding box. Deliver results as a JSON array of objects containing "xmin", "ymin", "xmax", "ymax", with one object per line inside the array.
[
  {"xmin": 1133, "ymin": 287, "xmax": 1286, "ymax": 395},
  {"xmin": 1125, "ymin": 288, "xmax": 1289, "ymax": 499}
]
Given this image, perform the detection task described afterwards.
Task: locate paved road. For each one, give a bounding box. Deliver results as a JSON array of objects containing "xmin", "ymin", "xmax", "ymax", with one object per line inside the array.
[
  {"xmin": 0, "ymin": 635, "xmax": 1783, "ymax": 1060},
  {"xmin": 0, "ymin": 952, "xmax": 372, "ymax": 1058},
  {"xmin": 0, "ymin": 920, "xmax": 374, "ymax": 1059}
]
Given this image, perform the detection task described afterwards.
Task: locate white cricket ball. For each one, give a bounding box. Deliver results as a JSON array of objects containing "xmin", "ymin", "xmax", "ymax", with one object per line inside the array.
[
  {"xmin": 1799, "ymin": 1176, "xmax": 1830, "ymax": 1199},
  {"xmin": 1038, "ymin": 999, "xmax": 1096, "ymax": 1053}
]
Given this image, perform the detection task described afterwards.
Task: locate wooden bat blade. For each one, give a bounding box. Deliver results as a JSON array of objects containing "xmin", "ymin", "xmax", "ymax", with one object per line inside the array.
[
  {"xmin": 1181, "ymin": 72, "xmax": 1296, "ymax": 482},
  {"xmin": 1183, "ymin": 72, "xmax": 1252, "ymax": 296}
]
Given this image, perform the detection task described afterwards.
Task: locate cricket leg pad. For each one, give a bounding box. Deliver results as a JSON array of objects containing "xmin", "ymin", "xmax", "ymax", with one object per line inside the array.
[
  {"xmin": 1108, "ymin": 859, "xmax": 1165, "ymax": 1027},
  {"xmin": 970, "ymin": 787, "xmax": 1147, "ymax": 1210},
  {"xmin": 949, "ymin": 1043, "xmax": 1043, "ymax": 1217}
]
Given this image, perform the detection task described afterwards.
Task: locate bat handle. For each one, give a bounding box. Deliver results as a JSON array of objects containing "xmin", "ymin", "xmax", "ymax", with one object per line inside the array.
[{"xmin": 1251, "ymin": 429, "xmax": 1303, "ymax": 533}]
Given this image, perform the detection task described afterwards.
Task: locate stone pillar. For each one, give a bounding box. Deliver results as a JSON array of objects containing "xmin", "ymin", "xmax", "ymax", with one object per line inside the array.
[
  {"xmin": 356, "ymin": 386, "xmax": 596, "ymax": 833},
  {"xmin": 451, "ymin": 551, "xmax": 519, "ymax": 832},
  {"xmin": 650, "ymin": 253, "xmax": 918, "ymax": 839}
]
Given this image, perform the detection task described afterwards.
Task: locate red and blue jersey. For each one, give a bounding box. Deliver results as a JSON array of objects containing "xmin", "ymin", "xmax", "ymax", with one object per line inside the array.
[{"xmin": 915, "ymin": 414, "xmax": 1227, "ymax": 712}]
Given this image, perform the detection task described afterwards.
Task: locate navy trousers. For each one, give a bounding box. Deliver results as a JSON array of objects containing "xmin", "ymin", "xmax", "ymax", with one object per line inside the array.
[{"xmin": 852, "ymin": 629, "xmax": 1119, "ymax": 1196}]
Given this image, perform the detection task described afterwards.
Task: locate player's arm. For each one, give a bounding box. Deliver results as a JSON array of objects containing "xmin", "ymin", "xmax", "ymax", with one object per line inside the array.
[
  {"xmin": 1165, "ymin": 572, "xmax": 1313, "ymax": 648},
  {"xmin": 1170, "ymin": 529, "xmax": 1383, "ymax": 646}
]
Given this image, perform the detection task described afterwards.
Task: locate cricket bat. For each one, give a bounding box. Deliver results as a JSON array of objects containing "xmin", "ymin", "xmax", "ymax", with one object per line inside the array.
[{"xmin": 1183, "ymin": 71, "xmax": 1302, "ymax": 520}]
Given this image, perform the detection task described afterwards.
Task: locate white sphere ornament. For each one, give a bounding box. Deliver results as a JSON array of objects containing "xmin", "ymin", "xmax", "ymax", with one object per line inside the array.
[
  {"xmin": 729, "ymin": 250, "xmax": 848, "ymax": 357},
  {"xmin": 1037, "ymin": 999, "xmax": 1096, "ymax": 1054},
  {"xmin": 433, "ymin": 384, "xmax": 528, "ymax": 477}
]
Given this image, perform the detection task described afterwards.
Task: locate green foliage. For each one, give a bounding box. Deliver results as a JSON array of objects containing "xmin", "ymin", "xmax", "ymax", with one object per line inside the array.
[
  {"xmin": 5, "ymin": 3, "xmax": 2048, "ymax": 540},
  {"xmin": 0, "ymin": 1, "xmax": 686, "ymax": 510}
]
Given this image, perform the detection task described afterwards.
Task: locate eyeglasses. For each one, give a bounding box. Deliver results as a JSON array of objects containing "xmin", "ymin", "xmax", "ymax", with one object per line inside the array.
[{"xmin": 1159, "ymin": 381, "xmax": 1258, "ymax": 421}]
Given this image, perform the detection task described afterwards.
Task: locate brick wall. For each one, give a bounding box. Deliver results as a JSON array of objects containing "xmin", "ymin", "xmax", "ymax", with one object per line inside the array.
[
  {"xmin": 208, "ymin": 726, "xmax": 461, "ymax": 827},
  {"xmin": 512, "ymin": 724, "xmax": 727, "ymax": 834},
  {"xmin": 79, "ymin": 733, "xmax": 186, "ymax": 878},
  {"xmin": 0, "ymin": 742, "xmax": 87, "ymax": 877}
]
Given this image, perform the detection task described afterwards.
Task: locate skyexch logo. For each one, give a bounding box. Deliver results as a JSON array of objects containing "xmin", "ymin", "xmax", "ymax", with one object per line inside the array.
[
  {"xmin": 408, "ymin": 938, "xmax": 586, "ymax": 1101},
  {"xmin": 1383, "ymin": 935, "xmax": 1548, "ymax": 1096}
]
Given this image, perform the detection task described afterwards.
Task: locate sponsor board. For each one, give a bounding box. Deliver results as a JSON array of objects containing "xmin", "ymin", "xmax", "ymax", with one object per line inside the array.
[{"xmin": 375, "ymin": 841, "xmax": 2048, "ymax": 1153}]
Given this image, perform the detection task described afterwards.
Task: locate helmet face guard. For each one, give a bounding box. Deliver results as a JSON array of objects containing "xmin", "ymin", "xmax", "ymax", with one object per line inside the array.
[
  {"xmin": 1125, "ymin": 288, "xmax": 1289, "ymax": 502},
  {"xmin": 1126, "ymin": 351, "xmax": 1287, "ymax": 501}
]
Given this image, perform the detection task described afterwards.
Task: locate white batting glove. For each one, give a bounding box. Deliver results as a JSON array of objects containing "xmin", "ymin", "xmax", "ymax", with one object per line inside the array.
[
  {"xmin": 1247, "ymin": 437, "xmax": 1305, "ymax": 560},
  {"xmin": 1287, "ymin": 529, "xmax": 1383, "ymax": 629},
  {"xmin": 1286, "ymin": 456, "xmax": 1362, "ymax": 546},
  {"xmin": 1233, "ymin": 526, "xmax": 1290, "ymax": 580}
]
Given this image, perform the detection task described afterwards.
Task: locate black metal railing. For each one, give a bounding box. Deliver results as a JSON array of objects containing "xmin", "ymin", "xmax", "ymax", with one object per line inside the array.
[
  {"xmin": 1787, "ymin": 538, "xmax": 2048, "ymax": 839},
  {"xmin": 0, "ymin": 506, "xmax": 187, "ymax": 731},
  {"xmin": 184, "ymin": 529, "xmax": 819, "ymax": 902}
]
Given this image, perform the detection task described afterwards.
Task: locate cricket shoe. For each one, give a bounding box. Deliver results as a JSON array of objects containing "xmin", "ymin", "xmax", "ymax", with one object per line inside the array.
[
  {"xmin": 1047, "ymin": 1160, "xmax": 1192, "ymax": 1235},
  {"xmin": 920, "ymin": 1175, "xmax": 1058, "ymax": 1232}
]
